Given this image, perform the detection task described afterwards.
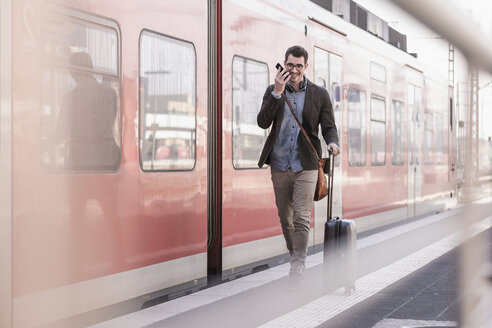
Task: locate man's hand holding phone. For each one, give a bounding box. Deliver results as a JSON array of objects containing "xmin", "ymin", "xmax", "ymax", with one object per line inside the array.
[{"xmin": 273, "ymin": 63, "xmax": 290, "ymax": 95}]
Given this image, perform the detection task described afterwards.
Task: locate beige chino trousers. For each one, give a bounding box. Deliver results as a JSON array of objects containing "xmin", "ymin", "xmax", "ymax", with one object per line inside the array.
[{"xmin": 270, "ymin": 168, "xmax": 317, "ymax": 272}]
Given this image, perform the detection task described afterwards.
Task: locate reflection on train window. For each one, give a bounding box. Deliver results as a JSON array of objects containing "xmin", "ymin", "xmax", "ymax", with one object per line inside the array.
[
  {"xmin": 435, "ymin": 113, "xmax": 444, "ymax": 164},
  {"xmin": 424, "ymin": 111, "xmax": 433, "ymax": 164},
  {"xmin": 391, "ymin": 100, "xmax": 404, "ymax": 165},
  {"xmin": 371, "ymin": 97, "xmax": 386, "ymax": 165},
  {"xmin": 41, "ymin": 12, "xmax": 121, "ymax": 173},
  {"xmin": 331, "ymin": 82, "xmax": 342, "ymax": 167},
  {"xmin": 232, "ymin": 56, "xmax": 269, "ymax": 169},
  {"xmin": 139, "ymin": 31, "xmax": 196, "ymax": 171},
  {"xmin": 348, "ymin": 88, "xmax": 366, "ymax": 166},
  {"xmin": 314, "ymin": 47, "xmax": 343, "ymax": 167}
]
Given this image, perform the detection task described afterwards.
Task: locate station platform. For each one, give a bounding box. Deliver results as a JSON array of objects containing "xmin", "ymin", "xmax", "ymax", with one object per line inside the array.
[{"xmin": 91, "ymin": 199, "xmax": 492, "ymax": 328}]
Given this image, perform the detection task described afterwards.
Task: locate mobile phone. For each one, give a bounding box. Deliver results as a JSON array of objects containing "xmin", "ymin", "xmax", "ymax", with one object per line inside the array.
[{"xmin": 276, "ymin": 63, "xmax": 284, "ymax": 72}]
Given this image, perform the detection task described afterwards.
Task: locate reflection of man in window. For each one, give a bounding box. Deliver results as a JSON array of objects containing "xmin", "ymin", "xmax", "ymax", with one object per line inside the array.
[
  {"xmin": 56, "ymin": 51, "xmax": 120, "ymax": 172},
  {"xmin": 54, "ymin": 52, "xmax": 123, "ymax": 276}
]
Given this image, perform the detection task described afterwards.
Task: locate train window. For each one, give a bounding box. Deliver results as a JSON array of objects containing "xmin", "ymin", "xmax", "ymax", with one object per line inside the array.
[
  {"xmin": 330, "ymin": 53, "xmax": 343, "ymax": 168},
  {"xmin": 408, "ymin": 85, "xmax": 422, "ymax": 166},
  {"xmin": 348, "ymin": 88, "xmax": 366, "ymax": 166},
  {"xmin": 232, "ymin": 56, "xmax": 269, "ymax": 169},
  {"xmin": 314, "ymin": 48, "xmax": 329, "ymax": 90},
  {"xmin": 41, "ymin": 10, "xmax": 121, "ymax": 173},
  {"xmin": 435, "ymin": 113, "xmax": 444, "ymax": 164},
  {"xmin": 370, "ymin": 62, "xmax": 386, "ymax": 83},
  {"xmin": 391, "ymin": 100, "xmax": 404, "ymax": 165},
  {"xmin": 139, "ymin": 31, "xmax": 196, "ymax": 171},
  {"xmin": 331, "ymin": 82, "xmax": 342, "ymax": 167},
  {"xmin": 371, "ymin": 96, "xmax": 386, "ymax": 165},
  {"xmin": 424, "ymin": 111, "xmax": 433, "ymax": 164},
  {"xmin": 314, "ymin": 48, "xmax": 343, "ymax": 167}
]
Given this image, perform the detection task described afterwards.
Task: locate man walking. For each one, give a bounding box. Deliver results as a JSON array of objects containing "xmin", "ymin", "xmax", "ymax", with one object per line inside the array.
[{"xmin": 257, "ymin": 45, "xmax": 340, "ymax": 287}]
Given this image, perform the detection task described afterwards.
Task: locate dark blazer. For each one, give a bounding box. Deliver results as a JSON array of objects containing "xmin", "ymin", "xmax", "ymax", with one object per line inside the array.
[{"xmin": 257, "ymin": 79, "xmax": 338, "ymax": 170}]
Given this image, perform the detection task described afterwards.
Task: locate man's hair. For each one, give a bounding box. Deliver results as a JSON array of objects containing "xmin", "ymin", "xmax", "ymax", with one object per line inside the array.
[{"xmin": 285, "ymin": 45, "xmax": 308, "ymax": 64}]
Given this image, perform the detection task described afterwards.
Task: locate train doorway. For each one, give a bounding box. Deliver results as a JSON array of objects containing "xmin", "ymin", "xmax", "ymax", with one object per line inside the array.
[
  {"xmin": 407, "ymin": 84, "xmax": 422, "ymax": 217},
  {"xmin": 313, "ymin": 48, "xmax": 343, "ymax": 246}
]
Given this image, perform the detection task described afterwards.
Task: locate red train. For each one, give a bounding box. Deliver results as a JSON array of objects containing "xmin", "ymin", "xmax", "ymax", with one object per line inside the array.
[{"xmin": 0, "ymin": 0, "xmax": 457, "ymax": 326}]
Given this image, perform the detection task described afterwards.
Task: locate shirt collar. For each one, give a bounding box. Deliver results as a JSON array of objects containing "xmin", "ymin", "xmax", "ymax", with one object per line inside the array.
[{"xmin": 285, "ymin": 76, "xmax": 307, "ymax": 93}]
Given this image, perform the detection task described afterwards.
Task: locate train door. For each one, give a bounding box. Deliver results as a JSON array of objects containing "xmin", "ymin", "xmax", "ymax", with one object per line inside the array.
[
  {"xmin": 407, "ymin": 84, "xmax": 422, "ymax": 217},
  {"xmin": 313, "ymin": 48, "xmax": 343, "ymax": 246},
  {"xmin": 217, "ymin": 0, "xmax": 286, "ymax": 278}
]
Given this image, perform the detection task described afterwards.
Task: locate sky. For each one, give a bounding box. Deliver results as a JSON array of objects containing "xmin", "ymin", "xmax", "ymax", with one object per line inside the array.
[
  {"xmin": 355, "ymin": 0, "xmax": 492, "ymax": 78},
  {"xmin": 355, "ymin": 0, "xmax": 492, "ymax": 140}
]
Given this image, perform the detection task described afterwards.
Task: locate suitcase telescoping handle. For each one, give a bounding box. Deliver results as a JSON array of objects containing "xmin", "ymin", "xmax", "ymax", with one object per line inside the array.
[{"xmin": 327, "ymin": 149, "xmax": 335, "ymax": 220}]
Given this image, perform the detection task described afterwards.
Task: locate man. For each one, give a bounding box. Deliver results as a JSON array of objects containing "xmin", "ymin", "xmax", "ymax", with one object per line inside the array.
[
  {"xmin": 56, "ymin": 51, "xmax": 120, "ymax": 171},
  {"xmin": 257, "ymin": 45, "xmax": 340, "ymax": 287},
  {"xmin": 54, "ymin": 51, "xmax": 123, "ymax": 276}
]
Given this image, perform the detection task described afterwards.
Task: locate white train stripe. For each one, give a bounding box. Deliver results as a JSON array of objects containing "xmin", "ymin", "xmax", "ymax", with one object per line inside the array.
[
  {"xmin": 14, "ymin": 253, "xmax": 207, "ymax": 328},
  {"xmin": 222, "ymin": 231, "xmax": 313, "ymax": 271}
]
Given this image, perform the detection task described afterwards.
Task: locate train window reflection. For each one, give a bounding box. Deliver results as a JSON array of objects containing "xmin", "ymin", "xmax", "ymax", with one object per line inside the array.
[
  {"xmin": 331, "ymin": 83, "xmax": 342, "ymax": 167},
  {"xmin": 332, "ymin": 84, "xmax": 341, "ymax": 103},
  {"xmin": 139, "ymin": 31, "xmax": 196, "ymax": 171},
  {"xmin": 41, "ymin": 12, "xmax": 121, "ymax": 173},
  {"xmin": 314, "ymin": 48, "xmax": 343, "ymax": 167},
  {"xmin": 348, "ymin": 88, "xmax": 366, "ymax": 166},
  {"xmin": 232, "ymin": 56, "xmax": 269, "ymax": 169},
  {"xmin": 391, "ymin": 100, "xmax": 404, "ymax": 165},
  {"xmin": 371, "ymin": 96, "xmax": 386, "ymax": 165},
  {"xmin": 424, "ymin": 111, "xmax": 433, "ymax": 164}
]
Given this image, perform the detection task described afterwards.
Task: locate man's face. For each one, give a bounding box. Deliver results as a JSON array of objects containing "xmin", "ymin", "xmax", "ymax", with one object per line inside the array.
[{"xmin": 284, "ymin": 54, "xmax": 308, "ymax": 85}]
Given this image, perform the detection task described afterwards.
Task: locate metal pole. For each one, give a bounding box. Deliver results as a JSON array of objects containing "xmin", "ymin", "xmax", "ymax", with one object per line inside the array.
[
  {"xmin": 464, "ymin": 69, "xmax": 479, "ymax": 197},
  {"xmin": 448, "ymin": 43, "xmax": 455, "ymax": 87},
  {"xmin": 387, "ymin": 1, "xmax": 491, "ymax": 327},
  {"xmin": 460, "ymin": 69, "xmax": 480, "ymax": 328},
  {"xmin": 471, "ymin": 70, "xmax": 479, "ymax": 182}
]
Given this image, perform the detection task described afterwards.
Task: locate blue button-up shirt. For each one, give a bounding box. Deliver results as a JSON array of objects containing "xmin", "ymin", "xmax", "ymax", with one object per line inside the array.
[{"xmin": 270, "ymin": 80, "xmax": 307, "ymax": 172}]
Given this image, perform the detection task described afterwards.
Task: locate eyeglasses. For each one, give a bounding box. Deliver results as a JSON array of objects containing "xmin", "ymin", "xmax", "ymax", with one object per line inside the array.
[{"xmin": 286, "ymin": 63, "xmax": 305, "ymax": 70}]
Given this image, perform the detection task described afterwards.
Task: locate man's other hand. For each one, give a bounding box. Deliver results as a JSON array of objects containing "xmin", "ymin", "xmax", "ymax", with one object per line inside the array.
[{"xmin": 327, "ymin": 143, "xmax": 340, "ymax": 156}]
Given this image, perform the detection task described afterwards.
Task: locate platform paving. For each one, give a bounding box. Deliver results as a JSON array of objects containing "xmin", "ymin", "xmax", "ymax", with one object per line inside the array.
[{"xmin": 91, "ymin": 201, "xmax": 492, "ymax": 328}]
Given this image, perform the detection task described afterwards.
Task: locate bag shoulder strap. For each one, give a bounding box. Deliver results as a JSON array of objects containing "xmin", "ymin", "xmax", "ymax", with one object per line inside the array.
[{"xmin": 281, "ymin": 93, "xmax": 320, "ymax": 161}]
